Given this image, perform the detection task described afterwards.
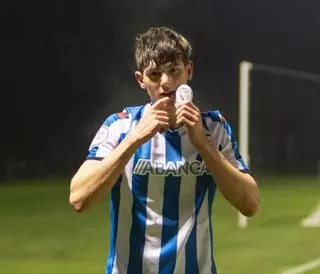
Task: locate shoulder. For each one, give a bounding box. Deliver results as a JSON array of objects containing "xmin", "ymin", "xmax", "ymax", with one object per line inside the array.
[
  {"xmin": 123, "ymin": 105, "xmax": 146, "ymax": 119},
  {"xmin": 201, "ymin": 109, "xmax": 233, "ymax": 137},
  {"xmin": 102, "ymin": 104, "xmax": 145, "ymax": 126},
  {"xmin": 123, "ymin": 103, "xmax": 152, "ymax": 122},
  {"xmin": 202, "ymin": 110, "xmax": 227, "ymax": 124}
]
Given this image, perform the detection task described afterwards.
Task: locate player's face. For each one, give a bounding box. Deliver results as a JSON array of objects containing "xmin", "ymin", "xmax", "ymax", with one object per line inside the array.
[{"xmin": 135, "ymin": 59, "xmax": 193, "ymax": 107}]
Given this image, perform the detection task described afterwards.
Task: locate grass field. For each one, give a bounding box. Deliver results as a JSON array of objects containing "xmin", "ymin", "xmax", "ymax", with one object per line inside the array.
[{"xmin": 0, "ymin": 176, "xmax": 319, "ymax": 274}]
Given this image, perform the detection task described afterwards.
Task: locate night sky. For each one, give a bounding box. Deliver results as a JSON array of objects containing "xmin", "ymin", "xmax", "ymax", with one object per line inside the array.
[{"xmin": 3, "ymin": 0, "xmax": 320, "ymax": 178}]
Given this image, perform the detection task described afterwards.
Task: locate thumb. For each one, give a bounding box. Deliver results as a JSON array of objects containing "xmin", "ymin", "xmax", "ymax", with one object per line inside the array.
[{"xmin": 151, "ymin": 97, "xmax": 170, "ymax": 110}]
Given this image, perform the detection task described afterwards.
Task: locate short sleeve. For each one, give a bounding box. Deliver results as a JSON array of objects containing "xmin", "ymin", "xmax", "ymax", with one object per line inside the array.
[
  {"xmin": 203, "ymin": 111, "xmax": 250, "ymax": 173},
  {"xmin": 87, "ymin": 111, "xmax": 129, "ymax": 160}
]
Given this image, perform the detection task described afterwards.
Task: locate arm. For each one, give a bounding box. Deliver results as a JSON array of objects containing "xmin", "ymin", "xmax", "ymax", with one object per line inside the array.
[
  {"xmin": 176, "ymin": 102, "xmax": 259, "ymax": 217},
  {"xmin": 195, "ymin": 140, "xmax": 259, "ymax": 217},
  {"xmin": 69, "ymin": 135, "xmax": 140, "ymax": 213},
  {"xmin": 69, "ymin": 97, "xmax": 170, "ymax": 213}
]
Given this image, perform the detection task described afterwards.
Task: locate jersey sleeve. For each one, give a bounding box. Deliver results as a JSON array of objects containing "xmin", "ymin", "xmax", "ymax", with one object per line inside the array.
[
  {"xmin": 87, "ymin": 110, "xmax": 129, "ymax": 160},
  {"xmin": 203, "ymin": 111, "xmax": 250, "ymax": 173}
]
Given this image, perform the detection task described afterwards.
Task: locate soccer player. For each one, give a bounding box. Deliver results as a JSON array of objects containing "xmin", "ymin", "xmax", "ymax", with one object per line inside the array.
[{"xmin": 69, "ymin": 26, "xmax": 259, "ymax": 274}]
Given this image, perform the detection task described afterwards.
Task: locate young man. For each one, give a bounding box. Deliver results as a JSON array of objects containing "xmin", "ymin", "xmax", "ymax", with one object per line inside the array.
[{"xmin": 69, "ymin": 27, "xmax": 259, "ymax": 274}]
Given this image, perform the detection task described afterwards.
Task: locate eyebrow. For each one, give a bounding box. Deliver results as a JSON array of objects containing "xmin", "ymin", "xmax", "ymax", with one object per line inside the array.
[
  {"xmin": 145, "ymin": 63, "xmax": 180, "ymax": 73},
  {"xmin": 145, "ymin": 67, "xmax": 159, "ymax": 73}
]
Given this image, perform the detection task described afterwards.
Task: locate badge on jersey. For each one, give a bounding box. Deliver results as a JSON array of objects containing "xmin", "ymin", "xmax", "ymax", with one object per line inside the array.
[
  {"xmin": 117, "ymin": 111, "xmax": 129, "ymax": 119},
  {"xmin": 91, "ymin": 126, "xmax": 109, "ymax": 146}
]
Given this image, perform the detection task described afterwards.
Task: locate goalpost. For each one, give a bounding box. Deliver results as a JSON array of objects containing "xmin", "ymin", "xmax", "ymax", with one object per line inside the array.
[{"xmin": 238, "ymin": 61, "xmax": 320, "ymax": 228}]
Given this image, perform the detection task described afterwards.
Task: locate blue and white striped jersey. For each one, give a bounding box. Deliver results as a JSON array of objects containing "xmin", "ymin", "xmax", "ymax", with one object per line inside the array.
[{"xmin": 87, "ymin": 103, "xmax": 249, "ymax": 274}]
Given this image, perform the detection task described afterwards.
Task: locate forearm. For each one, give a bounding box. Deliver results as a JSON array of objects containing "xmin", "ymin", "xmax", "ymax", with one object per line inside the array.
[
  {"xmin": 196, "ymin": 140, "xmax": 259, "ymax": 217},
  {"xmin": 70, "ymin": 134, "xmax": 140, "ymax": 212}
]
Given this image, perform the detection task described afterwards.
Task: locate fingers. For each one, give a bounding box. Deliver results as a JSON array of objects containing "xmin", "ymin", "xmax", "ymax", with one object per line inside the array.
[
  {"xmin": 175, "ymin": 101, "xmax": 200, "ymax": 112},
  {"xmin": 152, "ymin": 110, "xmax": 169, "ymax": 117},
  {"xmin": 176, "ymin": 102, "xmax": 201, "ymax": 127},
  {"xmin": 155, "ymin": 113, "xmax": 169, "ymax": 132},
  {"xmin": 176, "ymin": 106, "xmax": 198, "ymax": 118},
  {"xmin": 150, "ymin": 99, "xmax": 202, "ymax": 131},
  {"xmin": 150, "ymin": 109, "xmax": 169, "ymax": 123},
  {"xmin": 176, "ymin": 104, "xmax": 199, "ymax": 120},
  {"xmin": 151, "ymin": 97, "xmax": 171, "ymax": 110},
  {"xmin": 177, "ymin": 110, "xmax": 199, "ymax": 123},
  {"xmin": 149, "ymin": 108, "xmax": 170, "ymax": 133},
  {"xmin": 176, "ymin": 116, "xmax": 197, "ymax": 127}
]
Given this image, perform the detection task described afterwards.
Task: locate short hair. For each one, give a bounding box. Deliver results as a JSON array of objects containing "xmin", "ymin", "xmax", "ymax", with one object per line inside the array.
[{"xmin": 134, "ymin": 27, "xmax": 192, "ymax": 71}]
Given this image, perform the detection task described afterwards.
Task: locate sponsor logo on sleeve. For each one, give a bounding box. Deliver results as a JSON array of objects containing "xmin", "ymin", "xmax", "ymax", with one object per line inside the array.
[{"xmin": 91, "ymin": 126, "xmax": 109, "ymax": 146}]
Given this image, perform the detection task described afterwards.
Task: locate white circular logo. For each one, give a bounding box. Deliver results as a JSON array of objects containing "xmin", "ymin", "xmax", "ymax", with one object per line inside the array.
[
  {"xmin": 175, "ymin": 84, "xmax": 193, "ymax": 104},
  {"xmin": 91, "ymin": 126, "xmax": 109, "ymax": 146}
]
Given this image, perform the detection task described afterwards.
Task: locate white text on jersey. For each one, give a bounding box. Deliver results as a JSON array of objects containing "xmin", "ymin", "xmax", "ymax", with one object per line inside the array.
[{"xmin": 133, "ymin": 159, "xmax": 210, "ymax": 176}]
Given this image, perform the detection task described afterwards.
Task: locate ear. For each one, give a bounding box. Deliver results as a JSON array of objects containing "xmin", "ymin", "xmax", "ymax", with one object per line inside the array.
[
  {"xmin": 135, "ymin": 71, "xmax": 146, "ymax": 89},
  {"xmin": 186, "ymin": 61, "xmax": 194, "ymax": 81}
]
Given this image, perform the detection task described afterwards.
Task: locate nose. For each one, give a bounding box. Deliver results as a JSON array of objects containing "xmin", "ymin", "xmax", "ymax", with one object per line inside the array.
[{"xmin": 160, "ymin": 73, "xmax": 171, "ymax": 91}]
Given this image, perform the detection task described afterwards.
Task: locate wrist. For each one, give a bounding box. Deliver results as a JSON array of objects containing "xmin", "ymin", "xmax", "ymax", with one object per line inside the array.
[
  {"xmin": 195, "ymin": 137, "xmax": 221, "ymax": 159},
  {"xmin": 193, "ymin": 133, "xmax": 211, "ymax": 150},
  {"xmin": 126, "ymin": 132, "xmax": 144, "ymax": 148}
]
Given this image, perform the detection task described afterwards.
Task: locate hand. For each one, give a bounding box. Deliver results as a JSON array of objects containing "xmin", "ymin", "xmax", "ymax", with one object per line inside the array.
[
  {"xmin": 176, "ymin": 101, "xmax": 209, "ymax": 148},
  {"xmin": 131, "ymin": 97, "xmax": 170, "ymax": 145}
]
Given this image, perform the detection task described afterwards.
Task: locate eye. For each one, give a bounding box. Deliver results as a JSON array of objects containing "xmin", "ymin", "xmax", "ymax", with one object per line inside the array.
[
  {"xmin": 169, "ymin": 67, "xmax": 180, "ymax": 75},
  {"xmin": 148, "ymin": 71, "xmax": 161, "ymax": 79}
]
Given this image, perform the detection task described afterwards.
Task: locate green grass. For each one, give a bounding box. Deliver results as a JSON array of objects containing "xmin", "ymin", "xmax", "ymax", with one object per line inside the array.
[
  {"xmin": 0, "ymin": 176, "xmax": 319, "ymax": 274},
  {"xmin": 214, "ymin": 176, "xmax": 320, "ymax": 273}
]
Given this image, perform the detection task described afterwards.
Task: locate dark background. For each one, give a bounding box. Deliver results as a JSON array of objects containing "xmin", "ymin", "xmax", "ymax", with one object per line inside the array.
[{"xmin": 3, "ymin": 0, "xmax": 320, "ymax": 179}]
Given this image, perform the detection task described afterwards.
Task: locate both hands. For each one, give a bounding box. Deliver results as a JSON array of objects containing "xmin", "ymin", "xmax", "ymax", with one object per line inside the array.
[{"xmin": 131, "ymin": 97, "xmax": 209, "ymax": 149}]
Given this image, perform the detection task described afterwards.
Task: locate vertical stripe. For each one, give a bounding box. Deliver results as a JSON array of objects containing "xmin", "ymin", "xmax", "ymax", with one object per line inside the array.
[
  {"xmin": 208, "ymin": 180, "xmax": 217, "ymax": 274},
  {"xmin": 204, "ymin": 112, "xmax": 249, "ymax": 172},
  {"xmin": 185, "ymin": 154, "xmax": 209, "ymax": 274},
  {"xmin": 105, "ymin": 111, "xmax": 136, "ymax": 273},
  {"xmin": 195, "ymin": 191, "xmax": 211, "ymax": 274},
  {"xmin": 222, "ymin": 120, "xmax": 248, "ymax": 170},
  {"xmin": 173, "ymin": 130, "xmax": 196, "ymax": 274},
  {"xmin": 127, "ymin": 140, "xmax": 151, "ymax": 274},
  {"xmin": 110, "ymin": 158, "xmax": 134, "ymax": 274},
  {"xmin": 185, "ymin": 182, "xmax": 206, "ymax": 273},
  {"xmin": 159, "ymin": 131, "xmax": 181, "ymax": 274},
  {"xmin": 106, "ymin": 176, "xmax": 122, "ymax": 274},
  {"xmin": 142, "ymin": 133, "xmax": 166, "ymax": 273},
  {"xmin": 184, "ymin": 187, "xmax": 200, "ymax": 274}
]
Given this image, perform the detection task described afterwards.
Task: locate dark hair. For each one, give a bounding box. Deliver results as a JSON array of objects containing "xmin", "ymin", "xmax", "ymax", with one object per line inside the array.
[{"xmin": 135, "ymin": 27, "xmax": 192, "ymax": 71}]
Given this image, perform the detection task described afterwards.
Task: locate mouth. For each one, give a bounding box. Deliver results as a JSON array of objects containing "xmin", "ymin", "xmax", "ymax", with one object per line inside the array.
[{"xmin": 160, "ymin": 90, "xmax": 176, "ymax": 100}]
